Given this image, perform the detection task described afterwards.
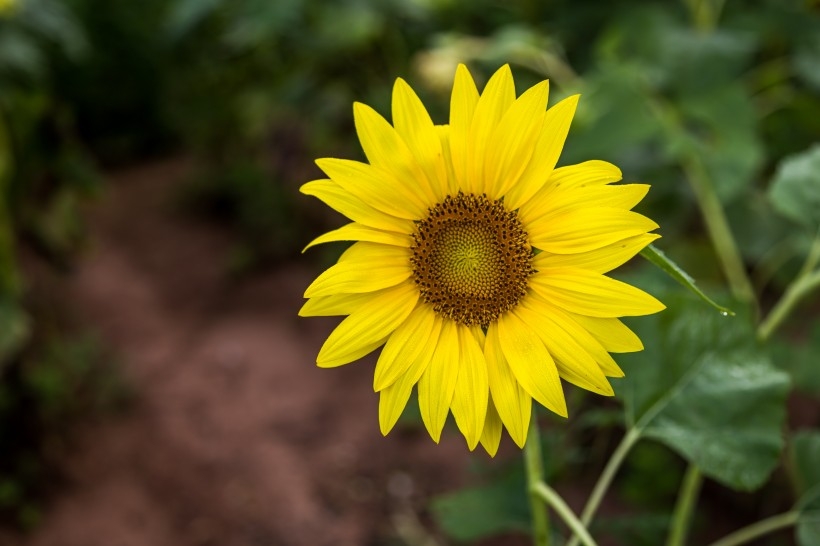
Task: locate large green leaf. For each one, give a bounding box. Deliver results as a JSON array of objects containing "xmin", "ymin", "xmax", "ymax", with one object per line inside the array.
[
  {"xmin": 793, "ymin": 432, "xmax": 820, "ymax": 546},
  {"xmin": 616, "ymin": 294, "xmax": 790, "ymax": 491},
  {"xmin": 770, "ymin": 322, "xmax": 820, "ymax": 395},
  {"xmin": 768, "ymin": 145, "xmax": 820, "ymax": 231},
  {"xmin": 430, "ymin": 428, "xmax": 572, "ymax": 542},
  {"xmin": 430, "ymin": 471, "xmax": 530, "ymax": 542},
  {"xmin": 672, "ymin": 85, "xmax": 763, "ymax": 203}
]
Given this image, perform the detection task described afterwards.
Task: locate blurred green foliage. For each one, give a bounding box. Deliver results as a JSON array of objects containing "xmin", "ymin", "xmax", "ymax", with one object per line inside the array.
[{"xmin": 0, "ymin": 0, "xmax": 818, "ymax": 541}]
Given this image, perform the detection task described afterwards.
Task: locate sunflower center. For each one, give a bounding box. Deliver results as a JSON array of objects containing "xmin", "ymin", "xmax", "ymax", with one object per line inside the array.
[{"xmin": 410, "ymin": 192, "xmax": 534, "ymax": 327}]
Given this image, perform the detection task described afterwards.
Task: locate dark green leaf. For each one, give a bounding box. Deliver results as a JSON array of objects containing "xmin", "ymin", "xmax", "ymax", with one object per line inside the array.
[
  {"xmin": 793, "ymin": 433, "xmax": 820, "ymax": 546},
  {"xmin": 770, "ymin": 322, "xmax": 820, "ymax": 395},
  {"xmin": 559, "ymin": 63, "xmax": 662, "ymax": 165},
  {"xmin": 797, "ymin": 484, "xmax": 820, "ymax": 546},
  {"xmin": 768, "ymin": 145, "xmax": 820, "ymax": 231},
  {"xmin": 640, "ymin": 244, "xmax": 734, "ymax": 315},
  {"xmin": 794, "ymin": 34, "xmax": 820, "ymax": 92},
  {"xmin": 430, "ymin": 471, "xmax": 530, "ymax": 541},
  {"xmin": 673, "ymin": 85, "xmax": 763, "ymax": 202},
  {"xmin": 617, "ymin": 294, "xmax": 790, "ymax": 490},
  {"xmin": 792, "ymin": 431, "xmax": 820, "ymax": 496}
]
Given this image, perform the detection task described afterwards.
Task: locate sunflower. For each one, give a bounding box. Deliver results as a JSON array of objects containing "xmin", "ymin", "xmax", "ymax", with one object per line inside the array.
[{"xmin": 300, "ymin": 64, "xmax": 664, "ymax": 455}]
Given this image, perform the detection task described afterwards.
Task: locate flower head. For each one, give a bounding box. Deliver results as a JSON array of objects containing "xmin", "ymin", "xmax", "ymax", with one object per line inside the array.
[{"xmin": 300, "ymin": 64, "xmax": 664, "ymax": 455}]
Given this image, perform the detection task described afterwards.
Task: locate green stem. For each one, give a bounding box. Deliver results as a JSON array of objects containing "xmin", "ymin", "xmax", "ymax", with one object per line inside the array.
[
  {"xmin": 682, "ymin": 157, "xmax": 756, "ymax": 304},
  {"xmin": 666, "ymin": 465, "xmax": 703, "ymax": 546},
  {"xmin": 566, "ymin": 427, "xmax": 641, "ymax": 546},
  {"xmin": 705, "ymin": 511, "xmax": 799, "ymax": 546},
  {"xmin": 757, "ymin": 268, "xmax": 820, "ymax": 341},
  {"xmin": 644, "ymin": 92, "xmax": 755, "ymax": 305},
  {"xmin": 525, "ymin": 413, "xmax": 551, "ymax": 546},
  {"xmin": 532, "ymin": 482, "xmax": 597, "ymax": 546}
]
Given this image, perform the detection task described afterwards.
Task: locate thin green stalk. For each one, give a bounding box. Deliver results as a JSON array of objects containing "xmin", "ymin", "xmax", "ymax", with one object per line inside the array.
[
  {"xmin": 758, "ymin": 232, "xmax": 820, "ymax": 341},
  {"xmin": 666, "ymin": 465, "xmax": 703, "ymax": 546},
  {"xmin": 532, "ymin": 482, "xmax": 597, "ymax": 546},
  {"xmin": 525, "ymin": 414, "xmax": 551, "ymax": 546},
  {"xmin": 566, "ymin": 427, "xmax": 641, "ymax": 546},
  {"xmin": 705, "ymin": 511, "xmax": 799, "ymax": 546},
  {"xmin": 644, "ymin": 92, "xmax": 755, "ymax": 306},
  {"xmin": 682, "ymin": 157, "xmax": 756, "ymax": 304},
  {"xmin": 757, "ymin": 268, "xmax": 820, "ymax": 341}
]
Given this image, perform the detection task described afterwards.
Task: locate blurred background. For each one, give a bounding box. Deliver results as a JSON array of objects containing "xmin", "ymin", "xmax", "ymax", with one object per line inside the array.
[{"xmin": 0, "ymin": 0, "xmax": 819, "ymax": 544}]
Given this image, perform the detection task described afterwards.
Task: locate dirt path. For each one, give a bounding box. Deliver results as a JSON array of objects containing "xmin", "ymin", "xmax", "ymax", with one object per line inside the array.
[{"xmin": 1, "ymin": 159, "xmax": 490, "ymax": 546}]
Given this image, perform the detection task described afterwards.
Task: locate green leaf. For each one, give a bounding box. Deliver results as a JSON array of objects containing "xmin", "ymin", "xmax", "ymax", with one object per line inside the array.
[
  {"xmin": 616, "ymin": 294, "xmax": 790, "ymax": 491},
  {"xmin": 768, "ymin": 145, "xmax": 820, "ymax": 231},
  {"xmin": 640, "ymin": 244, "xmax": 734, "ymax": 315},
  {"xmin": 560, "ymin": 63, "xmax": 662, "ymax": 165},
  {"xmin": 797, "ymin": 483, "xmax": 820, "ymax": 546},
  {"xmin": 430, "ymin": 471, "xmax": 530, "ymax": 542},
  {"xmin": 675, "ymin": 85, "xmax": 763, "ymax": 202},
  {"xmin": 792, "ymin": 431, "xmax": 820, "ymax": 496},
  {"xmin": 430, "ymin": 428, "xmax": 572, "ymax": 542},
  {"xmin": 770, "ymin": 322, "xmax": 820, "ymax": 395},
  {"xmin": 792, "ymin": 432, "xmax": 820, "ymax": 545},
  {"xmin": 795, "ymin": 34, "xmax": 820, "ymax": 92}
]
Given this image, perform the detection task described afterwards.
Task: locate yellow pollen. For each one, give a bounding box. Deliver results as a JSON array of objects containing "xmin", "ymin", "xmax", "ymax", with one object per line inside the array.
[{"xmin": 410, "ymin": 192, "xmax": 534, "ymax": 327}]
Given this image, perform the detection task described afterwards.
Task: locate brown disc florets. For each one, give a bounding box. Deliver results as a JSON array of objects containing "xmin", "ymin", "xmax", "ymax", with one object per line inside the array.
[{"xmin": 410, "ymin": 192, "xmax": 534, "ymax": 327}]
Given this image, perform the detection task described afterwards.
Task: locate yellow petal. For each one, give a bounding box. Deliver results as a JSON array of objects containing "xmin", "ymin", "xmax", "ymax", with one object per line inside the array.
[
  {"xmin": 469, "ymin": 324, "xmax": 486, "ymax": 350},
  {"xmin": 504, "ymin": 95, "xmax": 580, "ymax": 210},
  {"xmin": 354, "ymin": 102, "xmax": 438, "ymax": 206},
  {"xmin": 485, "ymin": 323, "xmax": 533, "ymax": 447},
  {"xmin": 379, "ymin": 313, "xmax": 443, "ymax": 435},
  {"xmin": 528, "ymin": 208, "xmax": 659, "ymax": 254},
  {"xmin": 301, "ymin": 178, "xmax": 413, "ymax": 233},
  {"xmin": 374, "ymin": 304, "xmax": 437, "ymax": 391},
  {"xmin": 450, "ymin": 325, "xmax": 489, "ymax": 450},
  {"xmin": 418, "ymin": 320, "xmax": 460, "ymax": 442},
  {"xmin": 304, "ymin": 244, "xmax": 412, "ymax": 298},
  {"xmin": 435, "ymin": 124, "xmax": 460, "ymax": 195},
  {"xmin": 485, "ymin": 81, "xmax": 549, "ymax": 200},
  {"xmin": 532, "ymin": 233, "xmax": 660, "ymax": 274},
  {"xmin": 496, "ymin": 312, "xmax": 567, "ymax": 418},
  {"xmin": 449, "ymin": 64, "xmax": 480, "ymax": 190},
  {"xmin": 545, "ymin": 160, "xmax": 623, "ymax": 189},
  {"xmin": 317, "ymin": 282, "xmax": 419, "ymax": 367},
  {"xmin": 521, "ymin": 184, "xmax": 650, "ymax": 225},
  {"xmin": 466, "ymin": 64, "xmax": 516, "ymax": 194},
  {"xmin": 392, "ymin": 78, "xmax": 449, "ymax": 201},
  {"xmin": 479, "ymin": 397, "xmax": 503, "ymax": 457},
  {"xmin": 529, "ymin": 267, "xmax": 666, "ymax": 318},
  {"xmin": 517, "ymin": 301, "xmax": 613, "ymax": 396},
  {"xmin": 536, "ymin": 303, "xmax": 625, "ymax": 377},
  {"xmin": 568, "ymin": 313, "xmax": 644, "ymax": 354},
  {"xmin": 316, "ymin": 158, "xmax": 428, "ymax": 219},
  {"xmin": 299, "ymin": 292, "xmax": 373, "ymax": 317},
  {"xmin": 303, "ymin": 223, "xmax": 411, "ymax": 252}
]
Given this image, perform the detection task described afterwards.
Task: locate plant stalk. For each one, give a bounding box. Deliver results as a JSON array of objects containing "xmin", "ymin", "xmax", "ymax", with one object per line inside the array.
[
  {"xmin": 666, "ymin": 465, "xmax": 703, "ymax": 546},
  {"xmin": 682, "ymin": 157, "xmax": 756, "ymax": 304},
  {"xmin": 705, "ymin": 511, "xmax": 799, "ymax": 546},
  {"xmin": 532, "ymin": 482, "xmax": 597, "ymax": 546},
  {"xmin": 524, "ymin": 413, "xmax": 551, "ymax": 546},
  {"xmin": 758, "ymin": 269, "xmax": 820, "ymax": 341},
  {"xmin": 566, "ymin": 427, "xmax": 641, "ymax": 546}
]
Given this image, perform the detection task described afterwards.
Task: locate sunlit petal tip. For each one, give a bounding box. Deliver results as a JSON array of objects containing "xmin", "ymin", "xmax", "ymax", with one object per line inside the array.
[{"xmin": 607, "ymin": 364, "xmax": 626, "ymax": 378}]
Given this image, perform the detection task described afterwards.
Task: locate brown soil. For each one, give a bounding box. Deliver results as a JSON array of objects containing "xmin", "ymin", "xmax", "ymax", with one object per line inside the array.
[{"xmin": 0, "ymin": 158, "xmax": 527, "ymax": 546}]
